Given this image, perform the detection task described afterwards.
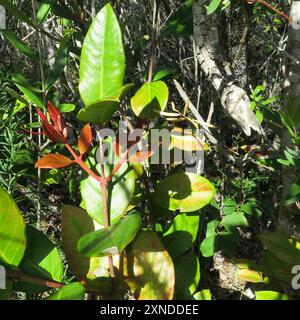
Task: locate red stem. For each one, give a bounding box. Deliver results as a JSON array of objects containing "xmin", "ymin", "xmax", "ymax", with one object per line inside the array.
[{"xmin": 65, "ymin": 143, "xmax": 102, "ymax": 182}]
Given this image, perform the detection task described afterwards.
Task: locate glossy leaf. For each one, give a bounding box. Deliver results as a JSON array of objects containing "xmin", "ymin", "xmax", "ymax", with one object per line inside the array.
[
  {"xmin": 221, "ymin": 212, "xmax": 249, "ymax": 231},
  {"xmin": 255, "ymin": 291, "xmax": 288, "ymax": 300},
  {"xmin": 162, "ymin": 213, "xmax": 199, "ymax": 258},
  {"xmin": 48, "ymin": 282, "xmax": 85, "ymax": 300},
  {"xmin": 78, "ymin": 124, "xmax": 92, "ymax": 155},
  {"xmin": 79, "ymin": 3, "xmax": 125, "ymax": 111},
  {"xmin": 80, "ymin": 147, "xmax": 136, "ymax": 225},
  {"xmin": 153, "ymin": 172, "xmax": 215, "ymax": 212},
  {"xmin": 35, "ymin": 154, "xmax": 73, "ymax": 169},
  {"xmin": 174, "ymin": 254, "xmax": 200, "ymax": 300},
  {"xmin": 0, "ymin": 29, "xmax": 38, "ymax": 60},
  {"xmin": 78, "ymin": 214, "xmax": 142, "ymax": 257},
  {"xmin": 133, "ymin": 230, "xmax": 175, "ymax": 300},
  {"xmin": 77, "ymin": 99, "xmax": 119, "ymax": 124},
  {"xmin": 0, "ymin": 186, "xmax": 26, "ymax": 267},
  {"xmin": 130, "ymin": 81, "xmax": 169, "ymax": 120},
  {"xmin": 16, "ymin": 225, "xmax": 63, "ymax": 293},
  {"xmin": 45, "ymin": 34, "xmax": 69, "ymax": 89}
]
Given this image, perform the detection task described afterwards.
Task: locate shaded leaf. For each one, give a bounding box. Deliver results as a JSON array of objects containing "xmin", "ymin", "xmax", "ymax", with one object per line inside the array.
[
  {"xmin": 162, "ymin": 213, "xmax": 199, "ymax": 258},
  {"xmin": 161, "ymin": 0, "xmax": 193, "ymax": 37},
  {"xmin": 0, "ymin": 29, "xmax": 38, "ymax": 60},
  {"xmin": 45, "ymin": 34, "xmax": 70, "ymax": 89},
  {"xmin": 174, "ymin": 254, "xmax": 200, "ymax": 300},
  {"xmin": 16, "ymin": 225, "xmax": 63, "ymax": 293},
  {"xmin": 11, "ymin": 73, "xmax": 44, "ymax": 108}
]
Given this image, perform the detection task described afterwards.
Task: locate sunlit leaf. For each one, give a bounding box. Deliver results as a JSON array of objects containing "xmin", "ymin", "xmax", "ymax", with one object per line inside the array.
[
  {"xmin": 0, "ymin": 186, "xmax": 26, "ymax": 267},
  {"xmin": 78, "ymin": 124, "xmax": 92, "ymax": 155},
  {"xmin": 78, "ymin": 214, "xmax": 142, "ymax": 257},
  {"xmin": 48, "ymin": 282, "xmax": 85, "ymax": 300},
  {"xmin": 131, "ymin": 81, "xmax": 169, "ymax": 120},
  {"xmin": 35, "ymin": 154, "xmax": 73, "ymax": 169},
  {"xmin": 79, "ymin": 3, "xmax": 125, "ymax": 122},
  {"xmin": 153, "ymin": 172, "xmax": 215, "ymax": 212},
  {"xmin": 133, "ymin": 230, "xmax": 175, "ymax": 300}
]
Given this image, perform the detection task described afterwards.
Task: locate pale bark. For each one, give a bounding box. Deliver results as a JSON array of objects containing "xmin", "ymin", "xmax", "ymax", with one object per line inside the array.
[
  {"xmin": 192, "ymin": 0, "xmax": 262, "ymax": 136},
  {"xmin": 279, "ymin": 1, "xmax": 300, "ymax": 235}
]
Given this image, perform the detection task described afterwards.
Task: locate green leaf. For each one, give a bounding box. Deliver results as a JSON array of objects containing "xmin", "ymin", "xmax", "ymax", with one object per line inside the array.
[
  {"xmin": 11, "ymin": 74, "xmax": 44, "ymax": 108},
  {"xmin": 58, "ymin": 103, "xmax": 75, "ymax": 113},
  {"xmin": 133, "ymin": 230, "xmax": 175, "ymax": 300},
  {"xmin": 162, "ymin": 213, "xmax": 199, "ymax": 258},
  {"xmin": 0, "ymin": 0, "xmax": 36, "ymax": 28},
  {"xmin": 45, "ymin": 34, "xmax": 70, "ymax": 89},
  {"xmin": 258, "ymin": 231, "xmax": 300, "ymax": 266},
  {"xmin": 235, "ymin": 269, "xmax": 264, "ymax": 283},
  {"xmin": 78, "ymin": 214, "xmax": 142, "ymax": 257},
  {"xmin": 174, "ymin": 254, "xmax": 200, "ymax": 300},
  {"xmin": 206, "ymin": 0, "xmax": 222, "ymax": 15},
  {"xmin": 48, "ymin": 282, "xmax": 85, "ymax": 300},
  {"xmin": 221, "ymin": 212, "xmax": 248, "ymax": 231},
  {"xmin": 77, "ymin": 99, "xmax": 120, "ymax": 124},
  {"xmin": 0, "ymin": 29, "xmax": 38, "ymax": 60},
  {"xmin": 37, "ymin": 3, "xmax": 52, "ymax": 25},
  {"xmin": 130, "ymin": 81, "xmax": 169, "ymax": 120},
  {"xmin": 160, "ymin": 0, "xmax": 193, "ymax": 37},
  {"xmin": 80, "ymin": 148, "xmax": 136, "ymax": 225},
  {"xmin": 193, "ymin": 289, "xmax": 212, "ymax": 300},
  {"xmin": 200, "ymin": 220, "xmax": 218, "ymax": 257},
  {"xmin": 61, "ymin": 205, "xmax": 118, "ymax": 292},
  {"xmin": 153, "ymin": 68, "xmax": 172, "ymax": 81},
  {"xmin": 153, "ymin": 172, "xmax": 215, "ymax": 212},
  {"xmin": 16, "ymin": 225, "xmax": 63, "ymax": 293},
  {"xmin": 255, "ymin": 291, "xmax": 288, "ymax": 300},
  {"xmin": 0, "ymin": 186, "xmax": 26, "ymax": 267},
  {"xmin": 258, "ymin": 231, "xmax": 300, "ymax": 284},
  {"xmin": 79, "ymin": 3, "xmax": 125, "ymax": 112}
]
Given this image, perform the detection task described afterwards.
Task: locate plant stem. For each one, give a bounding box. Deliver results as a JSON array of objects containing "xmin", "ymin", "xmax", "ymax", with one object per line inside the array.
[
  {"xmin": 65, "ymin": 143, "xmax": 101, "ymax": 182},
  {"xmin": 97, "ymin": 131, "xmax": 115, "ymax": 279},
  {"xmin": 7, "ymin": 270, "xmax": 64, "ymax": 289},
  {"xmin": 31, "ymin": 0, "xmax": 46, "ymax": 228},
  {"xmin": 147, "ymin": 0, "xmax": 161, "ymax": 82}
]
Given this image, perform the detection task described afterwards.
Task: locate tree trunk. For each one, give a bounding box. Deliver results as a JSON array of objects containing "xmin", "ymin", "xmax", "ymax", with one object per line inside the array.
[
  {"xmin": 192, "ymin": 0, "xmax": 262, "ymax": 136},
  {"xmin": 278, "ymin": 1, "xmax": 300, "ymax": 235}
]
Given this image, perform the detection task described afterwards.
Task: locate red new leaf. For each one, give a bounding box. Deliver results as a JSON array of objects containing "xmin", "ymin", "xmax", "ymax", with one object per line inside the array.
[
  {"xmin": 35, "ymin": 154, "xmax": 73, "ymax": 169},
  {"xmin": 128, "ymin": 150, "xmax": 154, "ymax": 163},
  {"xmin": 78, "ymin": 124, "xmax": 92, "ymax": 155}
]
